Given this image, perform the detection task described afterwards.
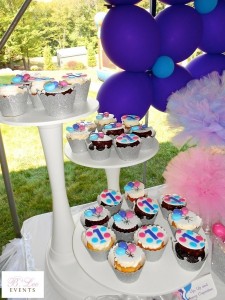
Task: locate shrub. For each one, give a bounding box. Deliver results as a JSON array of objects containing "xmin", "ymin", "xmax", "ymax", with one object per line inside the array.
[
  {"xmin": 64, "ymin": 60, "xmax": 86, "ymax": 70},
  {"xmin": 88, "ymin": 46, "xmax": 96, "ymax": 67},
  {"xmin": 43, "ymin": 46, "xmax": 55, "ymax": 70},
  {"xmin": 30, "ymin": 65, "xmax": 39, "ymax": 71}
]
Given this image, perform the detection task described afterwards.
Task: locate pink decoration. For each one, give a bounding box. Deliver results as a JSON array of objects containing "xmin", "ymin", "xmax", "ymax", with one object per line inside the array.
[
  {"xmin": 179, "ymin": 237, "xmax": 186, "ymax": 243},
  {"xmin": 139, "ymin": 202, "xmax": 144, "ymax": 207},
  {"xmin": 163, "ymin": 147, "xmax": 225, "ymax": 224},
  {"xmin": 139, "ymin": 232, "xmax": 145, "ymax": 238},
  {"xmin": 134, "ymin": 181, "xmax": 141, "ymax": 188},
  {"xmin": 104, "ymin": 232, "xmax": 111, "ymax": 238},
  {"xmin": 181, "ymin": 207, "xmax": 189, "ymax": 215},
  {"xmin": 127, "ymin": 244, "xmax": 136, "ymax": 253},
  {"xmin": 23, "ymin": 73, "xmax": 30, "ymax": 81},
  {"xmin": 98, "ymin": 132, "xmax": 104, "ymax": 138},
  {"xmin": 126, "ymin": 211, "xmax": 134, "ymax": 219},
  {"xmin": 79, "ymin": 125, "xmax": 85, "ymax": 131},
  {"xmin": 115, "ymin": 196, "xmax": 121, "ymax": 200},
  {"xmin": 101, "ymin": 193, "xmax": 106, "ymax": 198},
  {"xmin": 86, "ymin": 231, "xmax": 93, "ymax": 237},
  {"xmin": 147, "ymin": 198, "xmax": 152, "ymax": 203},
  {"xmin": 96, "ymin": 206, "xmax": 103, "ymax": 214},
  {"xmin": 104, "ymin": 112, "xmax": 109, "ymax": 117},
  {"xmin": 212, "ymin": 223, "xmax": 225, "ymax": 241},
  {"xmin": 157, "ymin": 232, "xmax": 164, "ymax": 238},
  {"xmin": 196, "ymin": 235, "xmax": 204, "ymax": 242}
]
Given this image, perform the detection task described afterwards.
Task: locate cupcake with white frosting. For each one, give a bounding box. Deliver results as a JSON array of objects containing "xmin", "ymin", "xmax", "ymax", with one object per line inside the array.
[
  {"xmin": 97, "ymin": 189, "xmax": 123, "ymax": 215},
  {"xmin": 0, "ymin": 84, "xmax": 28, "ymax": 116},
  {"xmin": 95, "ymin": 112, "xmax": 117, "ymax": 131},
  {"xmin": 66, "ymin": 122, "xmax": 90, "ymax": 153},
  {"xmin": 130, "ymin": 124, "xmax": 156, "ymax": 151},
  {"xmin": 124, "ymin": 181, "xmax": 145, "ymax": 208},
  {"xmin": 102, "ymin": 122, "xmax": 124, "ymax": 139},
  {"xmin": 168, "ymin": 208, "xmax": 202, "ymax": 236},
  {"xmin": 87, "ymin": 132, "xmax": 113, "ymax": 161},
  {"xmin": 108, "ymin": 241, "xmax": 146, "ymax": 282},
  {"xmin": 114, "ymin": 133, "xmax": 141, "ymax": 161},
  {"xmin": 160, "ymin": 194, "xmax": 187, "ymax": 219},
  {"xmin": 82, "ymin": 225, "xmax": 116, "ymax": 261},
  {"xmin": 121, "ymin": 114, "xmax": 140, "ymax": 132},
  {"xmin": 134, "ymin": 197, "xmax": 159, "ymax": 225},
  {"xmin": 80, "ymin": 204, "xmax": 110, "ymax": 229},
  {"xmin": 134, "ymin": 225, "xmax": 169, "ymax": 261}
]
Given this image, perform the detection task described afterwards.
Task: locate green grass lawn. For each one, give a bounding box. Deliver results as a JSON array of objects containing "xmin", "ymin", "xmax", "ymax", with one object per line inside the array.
[{"xmin": 0, "ymin": 72, "xmax": 180, "ymax": 254}]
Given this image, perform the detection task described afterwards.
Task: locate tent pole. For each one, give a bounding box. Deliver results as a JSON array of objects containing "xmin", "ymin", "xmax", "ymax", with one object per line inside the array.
[{"xmin": 0, "ymin": 0, "xmax": 32, "ymax": 239}]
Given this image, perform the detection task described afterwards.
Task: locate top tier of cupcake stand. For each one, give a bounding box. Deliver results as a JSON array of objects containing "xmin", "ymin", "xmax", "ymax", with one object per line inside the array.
[{"xmin": 0, "ymin": 101, "xmax": 210, "ymax": 299}]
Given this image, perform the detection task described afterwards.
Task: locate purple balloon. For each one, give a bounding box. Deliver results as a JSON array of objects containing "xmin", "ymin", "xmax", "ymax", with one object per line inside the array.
[
  {"xmin": 155, "ymin": 5, "xmax": 202, "ymax": 63},
  {"xmin": 152, "ymin": 65, "xmax": 192, "ymax": 112},
  {"xmin": 160, "ymin": 0, "xmax": 191, "ymax": 3},
  {"xmin": 101, "ymin": 5, "xmax": 160, "ymax": 72},
  {"xmin": 98, "ymin": 71, "xmax": 153, "ymax": 120},
  {"xmin": 186, "ymin": 53, "xmax": 225, "ymax": 79},
  {"xmin": 105, "ymin": 0, "xmax": 141, "ymax": 4},
  {"xmin": 198, "ymin": 1, "xmax": 225, "ymax": 53}
]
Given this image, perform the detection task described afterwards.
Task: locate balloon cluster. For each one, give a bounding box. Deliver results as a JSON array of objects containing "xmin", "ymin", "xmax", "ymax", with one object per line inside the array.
[{"xmin": 97, "ymin": 0, "xmax": 225, "ymax": 116}]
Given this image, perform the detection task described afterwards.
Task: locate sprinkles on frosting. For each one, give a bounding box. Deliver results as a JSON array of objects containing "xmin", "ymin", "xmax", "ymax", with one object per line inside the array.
[
  {"xmin": 162, "ymin": 194, "xmax": 186, "ymax": 206},
  {"xmin": 176, "ymin": 229, "xmax": 205, "ymax": 250}
]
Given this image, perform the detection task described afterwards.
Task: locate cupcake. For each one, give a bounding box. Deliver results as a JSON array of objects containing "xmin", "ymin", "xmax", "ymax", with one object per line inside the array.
[
  {"xmin": 114, "ymin": 133, "xmax": 141, "ymax": 161},
  {"xmin": 102, "ymin": 122, "xmax": 124, "ymax": 139},
  {"xmin": 78, "ymin": 120, "xmax": 97, "ymax": 132},
  {"xmin": 134, "ymin": 197, "xmax": 159, "ymax": 225},
  {"xmin": 80, "ymin": 204, "xmax": 110, "ymax": 229},
  {"xmin": 111, "ymin": 209, "xmax": 141, "ymax": 242},
  {"xmin": 108, "ymin": 241, "xmax": 146, "ymax": 283},
  {"xmin": 121, "ymin": 115, "xmax": 140, "ymax": 132},
  {"xmin": 173, "ymin": 229, "xmax": 207, "ymax": 271},
  {"xmin": 168, "ymin": 208, "xmax": 202, "ymax": 236},
  {"xmin": 130, "ymin": 124, "xmax": 156, "ymax": 151},
  {"xmin": 66, "ymin": 122, "xmax": 90, "ymax": 153},
  {"xmin": 82, "ymin": 225, "xmax": 116, "ymax": 261},
  {"xmin": 97, "ymin": 189, "xmax": 123, "ymax": 215},
  {"xmin": 28, "ymin": 77, "xmax": 54, "ymax": 109},
  {"xmin": 0, "ymin": 84, "xmax": 28, "ymax": 117},
  {"xmin": 39, "ymin": 80, "xmax": 75, "ymax": 117},
  {"xmin": 95, "ymin": 112, "xmax": 117, "ymax": 131},
  {"xmin": 87, "ymin": 132, "xmax": 113, "ymax": 161},
  {"xmin": 124, "ymin": 181, "xmax": 145, "ymax": 208},
  {"xmin": 160, "ymin": 194, "xmax": 187, "ymax": 219},
  {"xmin": 134, "ymin": 225, "xmax": 169, "ymax": 261}
]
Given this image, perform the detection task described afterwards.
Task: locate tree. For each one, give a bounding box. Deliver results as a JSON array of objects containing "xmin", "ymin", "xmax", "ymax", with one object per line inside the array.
[{"xmin": 43, "ymin": 46, "xmax": 55, "ymax": 70}]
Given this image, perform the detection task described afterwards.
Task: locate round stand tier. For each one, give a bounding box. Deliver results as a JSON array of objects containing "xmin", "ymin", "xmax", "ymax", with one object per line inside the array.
[{"xmin": 0, "ymin": 99, "xmax": 99, "ymax": 126}]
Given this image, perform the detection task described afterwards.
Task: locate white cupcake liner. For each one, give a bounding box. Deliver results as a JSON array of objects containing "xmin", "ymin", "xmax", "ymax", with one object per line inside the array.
[
  {"xmin": 28, "ymin": 93, "xmax": 44, "ymax": 110},
  {"xmin": 67, "ymin": 138, "xmax": 88, "ymax": 153},
  {"xmin": 97, "ymin": 197, "xmax": 122, "ymax": 216},
  {"xmin": 114, "ymin": 142, "xmax": 141, "ymax": 161},
  {"xmin": 172, "ymin": 241, "xmax": 208, "ymax": 272},
  {"xmin": 0, "ymin": 93, "xmax": 28, "ymax": 117},
  {"xmin": 87, "ymin": 145, "xmax": 111, "ymax": 161},
  {"xmin": 74, "ymin": 79, "xmax": 91, "ymax": 103},
  {"xmin": 39, "ymin": 89, "xmax": 76, "ymax": 117},
  {"xmin": 140, "ymin": 137, "xmax": 155, "ymax": 151}
]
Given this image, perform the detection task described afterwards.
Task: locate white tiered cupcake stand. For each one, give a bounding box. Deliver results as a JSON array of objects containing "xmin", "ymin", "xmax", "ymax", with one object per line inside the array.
[{"xmin": 0, "ymin": 101, "xmax": 211, "ymax": 299}]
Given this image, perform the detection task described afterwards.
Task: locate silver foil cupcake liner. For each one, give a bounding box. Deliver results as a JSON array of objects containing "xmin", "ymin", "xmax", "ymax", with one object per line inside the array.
[
  {"xmin": 140, "ymin": 137, "xmax": 155, "ymax": 151},
  {"xmin": 0, "ymin": 93, "xmax": 28, "ymax": 117},
  {"xmin": 143, "ymin": 243, "xmax": 167, "ymax": 262},
  {"xmin": 114, "ymin": 142, "xmax": 141, "ymax": 161},
  {"xmin": 87, "ymin": 145, "xmax": 112, "ymax": 161},
  {"xmin": 125, "ymin": 198, "xmax": 135, "ymax": 209},
  {"xmin": 139, "ymin": 214, "xmax": 158, "ymax": 226},
  {"xmin": 160, "ymin": 207, "xmax": 172, "ymax": 220},
  {"xmin": 39, "ymin": 90, "xmax": 76, "ymax": 117},
  {"xmin": 74, "ymin": 79, "xmax": 91, "ymax": 103},
  {"xmin": 97, "ymin": 197, "xmax": 122, "ymax": 216},
  {"xmin": 67, "ymin": 138, "xmax": 88, "ymax": 153},
  {"xmin": 111, "ymin": 229, "xmax": 136, "ymax": 243},
  {"xmin": 29, "ymin": 93, "xmax": 44, "ymax": 110},
  {"xmin": 172, "ymin": 241, "xmax": 208, "ymax": 271}
]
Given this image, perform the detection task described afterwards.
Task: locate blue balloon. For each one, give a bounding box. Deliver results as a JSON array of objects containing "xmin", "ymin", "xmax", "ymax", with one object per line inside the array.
[
  {"xmin": 186, "ymin": 53, "xmax": 225, "ymax": 79},
  {"xmin": 194, "ymin": 0, "xmax": 218, "ymax": 14},
  {"xmin": 152, "ymin": 56, "xmax": 175, "ymax": 78},
  {"xmin": 119, "ymin": 210, "xmax": 126, "ymax": 218},
  {"xmin": 152, "ymin": 65, "xmax": 192, "ymax": 112},
  {"xmin": 12, "ymin": 76, "xmax": 23, "ymax": 83}
]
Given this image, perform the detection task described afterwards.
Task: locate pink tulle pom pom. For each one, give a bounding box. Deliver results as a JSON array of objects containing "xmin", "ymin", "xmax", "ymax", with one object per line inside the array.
[
  {"xmin": 163, "ymin": 147, "xmax": 225, "ymax": 224},
  {"xmin": 167, "ymin": 71, "xmax": 225, "ymax": 147}
]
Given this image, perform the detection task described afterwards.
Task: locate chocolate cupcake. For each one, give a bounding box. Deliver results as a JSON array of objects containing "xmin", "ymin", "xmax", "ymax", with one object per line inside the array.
[
  {"xmin": 80, "ymin": 204, "xmax": 110, "ymax": 229},
  {"xmin": 134, "ymin": 197, "xmax": 159, "ymax": 225},
  {"xmin": 161, "ymin": 194, "xmax": 187, "ymax": 219},
  {"xmin": 173, "ymin": 229, "xmax": 207, "ymax": 271},
  {"xmin": 114, "ymin": 133, "xmax": 141, "ymax": 161},
  {"xmin": 102, "ymin": 122, "xmax": 124, "ymax": 139},
  {"xmin": 87, "ymin": 132, "xmax": 113, "ymax": 161},
  {"xmin": 130, "ymin": 124, "xmax": 156, "ymax": 151},
  {"xmin": 110, "ymin": 209, "xmax": 141, "ymax": 242}
]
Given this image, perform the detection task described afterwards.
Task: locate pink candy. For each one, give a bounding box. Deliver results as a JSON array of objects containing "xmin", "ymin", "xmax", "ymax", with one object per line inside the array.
[
  {"xmin": 127, "ymin": 244, "xmax": 136, "ymax": 253},
  {"xmin": 134, "ymin": 181, "xmax": 141, "ymax": 188},
  {"xmin": 59, "ymin": 80, "xmax": 68, "ymax": 87},
  {"xmin": 212, "ymin": 223, "xmax": 225, "ymax": 241},
  {"xmin": 95, "ymin": 206, "xmax": 103, "ymax": 214},
  {"xmin": 126, "ymin": 211, "xmax": 134, "ymax": 219},
  {"xmin": 181, "ymin": 207, "xmax": 189, "ymax": 215}
]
